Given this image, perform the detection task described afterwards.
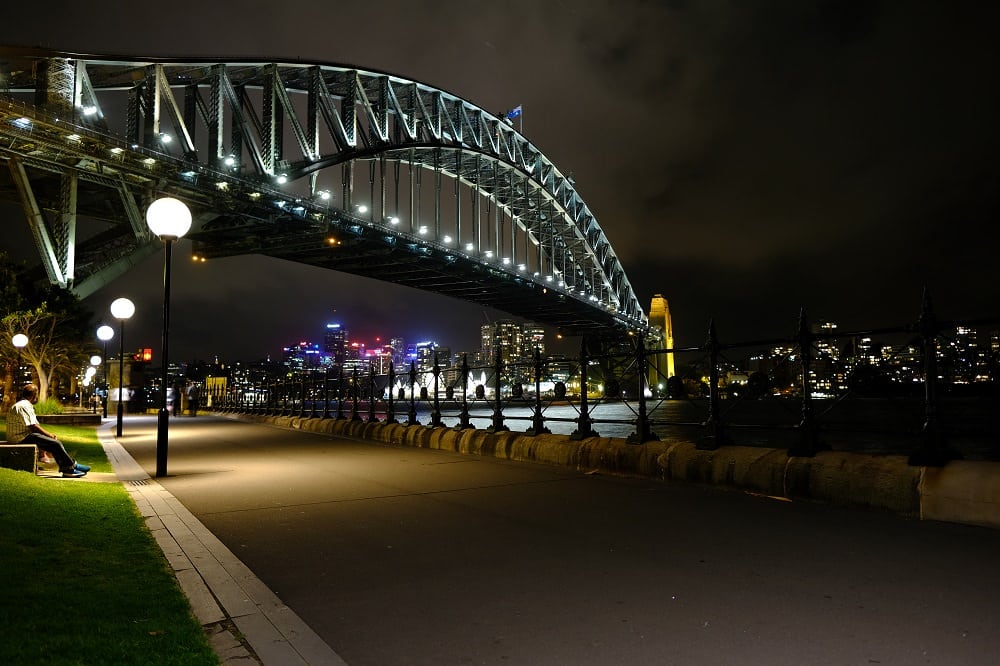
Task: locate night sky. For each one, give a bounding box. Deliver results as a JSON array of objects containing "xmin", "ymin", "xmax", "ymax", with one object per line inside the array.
[{"xmin": 2, "ymin": 1, "xmax": 998, "ymax": 361}]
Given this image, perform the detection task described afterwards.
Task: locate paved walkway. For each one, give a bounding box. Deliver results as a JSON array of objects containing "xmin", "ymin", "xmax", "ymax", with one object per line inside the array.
[
  {"xmin": 97, "ymin": 419, "xmax": 346, "ymax": 665},
  {"xmin": 99, "ymin": 414, "xmax": 1000, "ymax": 665}
]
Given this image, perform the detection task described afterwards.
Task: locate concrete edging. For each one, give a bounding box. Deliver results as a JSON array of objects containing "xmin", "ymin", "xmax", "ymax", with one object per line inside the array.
[{"xmin": 235, "ymin": 413, "xmax": 1000, "ymax": 530}]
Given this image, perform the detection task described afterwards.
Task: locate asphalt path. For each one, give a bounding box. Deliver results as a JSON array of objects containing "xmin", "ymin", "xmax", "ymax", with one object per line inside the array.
[{"xmin": 118, "ymin": 414, "xmax": 1000, "ymax": 665}]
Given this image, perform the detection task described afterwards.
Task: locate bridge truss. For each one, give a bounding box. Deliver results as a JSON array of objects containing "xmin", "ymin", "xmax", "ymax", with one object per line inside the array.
[{"xmin": 0, "ymin": 47, "xmax": 650, "ymax": 337}]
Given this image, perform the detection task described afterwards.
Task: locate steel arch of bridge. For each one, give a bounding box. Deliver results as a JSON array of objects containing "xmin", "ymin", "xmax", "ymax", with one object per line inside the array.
[{"xmin": 0, "ymin": 47, "xmax": 649, "ymax": 337}]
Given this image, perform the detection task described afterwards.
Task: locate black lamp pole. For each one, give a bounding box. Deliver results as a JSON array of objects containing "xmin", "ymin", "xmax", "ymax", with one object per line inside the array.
[
  {"xmin": 116, "ymin": 320, "xmax": 126, "ymax": 437},
  {"xmin": 155, "ymin": 235, "xmax": 176, "ymax": 477},
  {"xmin": 146, "ymin": 196, "xmax": 191, "ymax": 479}
]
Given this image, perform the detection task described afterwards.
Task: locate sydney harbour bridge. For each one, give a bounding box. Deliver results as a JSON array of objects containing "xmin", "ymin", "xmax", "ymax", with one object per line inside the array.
[{"xmin": 0, "ymin": 47, "xmax": 653, "ymax": 341}]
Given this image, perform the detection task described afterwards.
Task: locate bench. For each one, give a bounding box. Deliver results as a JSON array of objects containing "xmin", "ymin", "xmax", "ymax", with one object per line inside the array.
[{"xmin": 0, "ymin": 441, "xmax": 39, "ymax": 473}]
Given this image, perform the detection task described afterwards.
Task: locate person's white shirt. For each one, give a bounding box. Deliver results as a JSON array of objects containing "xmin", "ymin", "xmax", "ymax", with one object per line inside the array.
[{"xmin": 7, "ymin": 398, "xmax": 37, "ymax": 443}]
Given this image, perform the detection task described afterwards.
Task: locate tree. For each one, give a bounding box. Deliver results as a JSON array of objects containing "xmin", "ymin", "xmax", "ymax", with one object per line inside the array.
[{"xmin": 1, "ymin": 253, "xmax": 95, "ymax": 404}]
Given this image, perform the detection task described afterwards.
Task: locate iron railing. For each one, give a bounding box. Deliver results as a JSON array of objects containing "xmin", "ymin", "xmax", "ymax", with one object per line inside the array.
[{"xmin": 206, "ymin": 293, "xmax": 1000, "ymax": 466}]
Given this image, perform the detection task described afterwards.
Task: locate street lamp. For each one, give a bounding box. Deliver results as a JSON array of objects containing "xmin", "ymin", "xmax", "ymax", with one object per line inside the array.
[
  {"xmin": 146, "ymin": 196, "xmax": 192, "ymax": 477},
  {"xmin": 110, "ymin": 297, "xmax": 135, "ymax": 437},
  {"xmin": 97, "ymin": 325, "xmax": 114, "ymax": 418},
  {"xmin": 88, "ymin": 355, "xmax": 101, "ymax": 412},
  {"xmin": 11, "ymin": 333, "xmax": 28, "ymax": 388}
]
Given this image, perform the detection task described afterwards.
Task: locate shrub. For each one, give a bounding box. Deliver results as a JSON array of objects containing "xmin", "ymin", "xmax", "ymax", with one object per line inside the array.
[{"xmin": 32, "ymin": 398, "xmax": 64, "ymax": 415}]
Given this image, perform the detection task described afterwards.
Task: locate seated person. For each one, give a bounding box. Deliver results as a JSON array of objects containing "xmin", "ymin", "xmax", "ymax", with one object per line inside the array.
[{"xmin": 7, "ymin": 384, "xmax": 89, "ymax": 478}]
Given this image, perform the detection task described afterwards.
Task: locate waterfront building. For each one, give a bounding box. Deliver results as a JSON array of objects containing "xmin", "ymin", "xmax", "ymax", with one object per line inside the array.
[
  {"xmin": 283, "ymin": 341, "xmax": 323, "ymax": 371},
  {"xmin": 324, "ymin": 324, "xmax": 349, "ymax": 365}
]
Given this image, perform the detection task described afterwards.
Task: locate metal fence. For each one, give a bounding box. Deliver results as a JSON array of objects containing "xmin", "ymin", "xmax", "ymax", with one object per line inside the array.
[{"xmin": 208, "ymin": 294, "xmax": 1000, "ymax": 466}]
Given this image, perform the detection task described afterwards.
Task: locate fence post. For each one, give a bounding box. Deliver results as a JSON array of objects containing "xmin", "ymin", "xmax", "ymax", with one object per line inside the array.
[
  {"xmin": 408, "ymin": 361, "xmax": 420, "ymax": 426},
  {"xmin": 571, "ymin": 337, "xmax": 598, "ymax": 439},
  {"xmin": 527, "ymin": 346, "xmax": 550, "ymax": 435},
  {"xmin": 351, "ymin": 367, "xmax": 362, "ymax": 420},
  {"xmin": 309, "ymin": 372, "xmax": 318, "ymax": 418},
  {"xmin": 628, "ymin": 332, "xmax": 659, "ymax": 444},
  {"xmin": 322, "ymin": 367, "xmax": 331, "ymax": 419},
  {"xmin": 910, "ymin": 290, "xmax": 958, "ymax": 466},
  {"xmin": 298, "ymin": 373, "xmax": 306, "ymax": 419},
  {"xmin": 489, "ymin": 340, "xmax": 509, "ymax": 432},
  {"xmin": 368, "ymin": 361, "xmax": 378, "ymax": 422},
  {"xmin": 789, "ymin": 308, "xmax": 823, "ymax": 456},
  {"xmin": 385, "ymin": 360, "xmax": 397, "ymax": 423},
  {"xmin": 336, "ymin": 366, "xmax": 346, "ymax": 419},
  {"xmin": 699, "ymin": 320, "xmax": 726, "ymax": 450},
  {"xmin": 456, "ymin": 353, "xmax": 473, "ymax": 430},
  {"xmin": 430, "ymin": 352, "xmax": 442, "ymax": 427}
]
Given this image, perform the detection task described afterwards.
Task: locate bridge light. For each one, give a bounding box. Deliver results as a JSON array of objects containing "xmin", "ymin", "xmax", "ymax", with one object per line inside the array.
[
  {"xmin": 12, "ymin": 117, "xmax": 32, "ymax": 129},
  {"xmin": 465, "ymin": 243, "xmax": 475, "ymax": 251},
  {"xmin": 66, "ymin": 133, "xmax": 81, "ymax": 141},
  {"xmin": 276, "ymin": 173, "xmax": 288, "ymax": 184},
  {"xmin": 517, "ymin": 264, "xmax": 526, "ymax": 271},
  {"xmin": 443, "ymin": 235, "xmax": 453, "ymax": 244},
  {"xmin": 546, "ymin": 275, "xmax": 553, "ymax": 282},
  {"xmin": 110, "ymin": 147, "xmax": 123, "ymax": 155},
  {"xmin": 224, "ymin": 155, "xmax": 236, "ymax": 167},
  {"xmin": 418, "ymin": 226, "xmax": 428, "ymax": 235},
  {"xmin": 356, "ymin": 204, "xmax": 368, "ymax": 214},
  {"xmin": 389, "ymin": 216, "xmax": 400, "ymax": 225},
  {"xmin": 484, "ymin": 250, "xmax": 494, "ymax": 259},
  {"xmin": 502, "ymin": 257, "xmax": 511, "ymax": 265},
  {"xmin": 159, "ymin": 133, "xmax": 172, "ymax": 144},
  {"xmin": 318, "ymin": 190, "xmax": 331, "ymax": 201}
]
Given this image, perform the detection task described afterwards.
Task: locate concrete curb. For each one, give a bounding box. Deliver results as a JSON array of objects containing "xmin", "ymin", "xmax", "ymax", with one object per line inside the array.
[
  {"xmin": 237, "ymin": 413, "xmax": 1000, "ymax": 530},
  {"xmin": 97, "ymin": 422, "xmax": 347, "ymax": 666}
]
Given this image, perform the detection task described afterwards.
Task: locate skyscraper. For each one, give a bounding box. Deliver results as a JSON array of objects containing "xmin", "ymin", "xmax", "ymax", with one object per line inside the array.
[{"xmin": 324, "ymin": 323, "xmax": 348, "ymax": 365}]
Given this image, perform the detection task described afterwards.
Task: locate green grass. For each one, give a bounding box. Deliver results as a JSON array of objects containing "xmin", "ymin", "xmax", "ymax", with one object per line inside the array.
[{"xmin": 0, "ymin": 421, "xmax": 218, "ymax": 665}]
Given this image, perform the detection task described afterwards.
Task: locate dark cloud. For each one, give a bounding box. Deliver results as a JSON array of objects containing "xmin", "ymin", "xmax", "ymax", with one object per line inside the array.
[{"xmin": 2, "ymin": 0, "xmax": 998, "ymax": 359}]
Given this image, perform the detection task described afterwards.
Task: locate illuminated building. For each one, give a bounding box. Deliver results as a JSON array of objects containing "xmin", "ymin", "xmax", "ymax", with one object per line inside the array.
[{"xmin": 324, "ymin": 323, "xmax": 349, "ymax": 365}]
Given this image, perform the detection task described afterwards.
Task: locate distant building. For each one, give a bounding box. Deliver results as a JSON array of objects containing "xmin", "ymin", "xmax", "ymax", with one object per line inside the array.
[
  {"xmin": 283, "ymin": 341, "xmax": 323, "ymax": 370},
  {"xmin": 324, "ymin": 323, "xmax": 349, "ymax": 365}
]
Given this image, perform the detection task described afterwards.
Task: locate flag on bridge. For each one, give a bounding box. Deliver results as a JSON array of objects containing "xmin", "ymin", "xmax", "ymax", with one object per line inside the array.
[{"xmin": 507, "ymin": 105, "xmax": 523, "ymax": 119}]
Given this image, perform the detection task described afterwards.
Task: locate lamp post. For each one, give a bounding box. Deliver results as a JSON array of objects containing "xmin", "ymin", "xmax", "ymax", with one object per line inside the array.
[
  {"xmin": 97, "ymin": 325, "xmax": 114, "ymax": 418},
  {"xmin": 146, "ymin": 196, "xmax": 192, "ymax": 478},
  {"xmin": 11, "ymin": 333, "xmax": 28, "ymax": 388},
  {"xmin": 88, "ymin": 355, "xmax": 101, "ymax": 412},
  {"xmin": 110, "ymin": 297, "xmax": 135, "ymax": 437}
]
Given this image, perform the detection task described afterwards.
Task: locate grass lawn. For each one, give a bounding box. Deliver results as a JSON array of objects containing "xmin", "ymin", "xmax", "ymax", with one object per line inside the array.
[{"xmin": 0, "ymin": 420, "xmax": 219, "ymax": 664}]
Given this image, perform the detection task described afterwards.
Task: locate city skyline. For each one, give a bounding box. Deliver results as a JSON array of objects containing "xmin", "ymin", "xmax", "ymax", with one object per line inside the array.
[{"xmin": 1, "ymin": 2, "xmax": 998, "ymax": 361}]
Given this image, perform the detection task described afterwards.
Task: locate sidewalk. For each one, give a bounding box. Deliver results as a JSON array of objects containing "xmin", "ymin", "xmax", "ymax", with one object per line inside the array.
[{"xmin": 96, "ymin": 421, "xmax": 346, "ymax": 666}]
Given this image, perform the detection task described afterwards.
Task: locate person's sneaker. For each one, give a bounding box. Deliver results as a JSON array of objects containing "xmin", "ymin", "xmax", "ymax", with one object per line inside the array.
[
  {"xmin": 74, "ymin": 463, "xmax": 91, "ymax": 473},
  {"xmin": 62, "ymin": 469, "xmax": 87, "ymax": 478}
]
